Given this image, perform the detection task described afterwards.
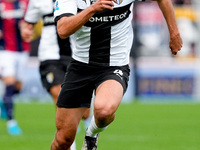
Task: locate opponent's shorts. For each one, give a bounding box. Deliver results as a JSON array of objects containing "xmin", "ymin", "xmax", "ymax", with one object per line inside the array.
[
  {"xmin": 0, "ymin": 51, "xmax": 29, "ymax": 82},
  {"xmin": 57, "ymin": 59, "xmax": 130, "ymax": 108},
  {"xmin": 39, "ymin": 57, "xmax": 71, "ymax": 92}
]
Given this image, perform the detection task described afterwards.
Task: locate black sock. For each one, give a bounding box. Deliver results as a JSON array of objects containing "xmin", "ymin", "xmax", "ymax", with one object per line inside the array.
[{"xmin": 3, "ymin": 85, "xmax": 15, "ymax": 120}]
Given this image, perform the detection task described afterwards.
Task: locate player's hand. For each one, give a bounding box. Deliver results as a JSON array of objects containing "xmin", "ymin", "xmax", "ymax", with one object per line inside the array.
[
  {"xmin": 21, "ymin": 22, "xmax": 34, "ymax": 42},
  {"xmin": 169, "ymin": 33, "xmax": 183, "ymax": 55},
  {"xmin": 91, "ymin": 0, "xmax": 117, "ymax": 12}
]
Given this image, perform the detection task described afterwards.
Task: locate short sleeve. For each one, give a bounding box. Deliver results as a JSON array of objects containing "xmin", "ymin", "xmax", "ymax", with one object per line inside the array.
[
  {"xmin": 24, "ymin": 0, "xmax": 42, "ymax": 23},
  {"xmin": 54, "ymin": 0, "xmax": 77, "ymax": 22}
]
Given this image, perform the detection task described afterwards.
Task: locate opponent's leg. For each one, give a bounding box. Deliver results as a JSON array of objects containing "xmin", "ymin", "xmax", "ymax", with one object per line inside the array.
[{"xmin": 2, "ymin": 77, "xmax": 22, "ymax": 135}]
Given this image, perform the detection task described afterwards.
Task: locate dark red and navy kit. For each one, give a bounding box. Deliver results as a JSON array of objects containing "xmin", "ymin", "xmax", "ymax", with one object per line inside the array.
[{"xmin": 0, "ymin": 0, "xmax": 30, "ymax": 52}]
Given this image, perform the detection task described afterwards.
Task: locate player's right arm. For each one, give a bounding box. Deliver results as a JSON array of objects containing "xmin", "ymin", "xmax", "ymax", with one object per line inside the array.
[
  {"xmin": 21, "ymin": 0, "xmax": 42, "ymax": 42},
  {"xmin": 55, "ymin": 0, "xmax": 117, "ymax": 39}
]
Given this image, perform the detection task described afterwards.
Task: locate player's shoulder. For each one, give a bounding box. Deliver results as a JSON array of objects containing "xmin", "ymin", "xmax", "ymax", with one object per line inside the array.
[{"xmin": 28, "ymin": 0, "xmax": 54, "ymax": 12}]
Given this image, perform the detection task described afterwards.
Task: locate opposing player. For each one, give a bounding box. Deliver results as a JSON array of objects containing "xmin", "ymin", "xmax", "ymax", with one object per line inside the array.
[
  {"xmin": 21, "ymin": 0, "xmax": 91, "ymax": 149},
  {"xmin": 51, "ymin": 0, "xmax": 183, "ymax": 149},
  {"xmin": 0, "ymin": 0, "xmax": 30, "ymax": 135}
]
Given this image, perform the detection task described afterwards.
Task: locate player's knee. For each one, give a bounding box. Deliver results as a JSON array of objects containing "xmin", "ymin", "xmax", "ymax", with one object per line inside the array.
[
  {"xmin": 96, "ymin": 102, "xmax": 116, "ymax": 115},
  {"xmin": 95, "ymin": 105, "xmax": 116, "ymax": 125},
  {"xmin": 55, "ymin": 131, "xmax": 74, "ymax": 149}
]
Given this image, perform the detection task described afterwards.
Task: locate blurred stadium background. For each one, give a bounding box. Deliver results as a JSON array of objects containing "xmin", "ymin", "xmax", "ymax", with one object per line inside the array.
[
  {"xmin": 0, "ymin": 0, "xmax": 200, "ymax": 150},
  {"xmin": 0, "ymin": 0, "xmax": 199, "ymax": 103}
]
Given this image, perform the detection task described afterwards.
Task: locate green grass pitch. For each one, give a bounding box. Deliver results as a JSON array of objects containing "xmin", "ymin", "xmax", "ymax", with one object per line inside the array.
[{"xmin": 0, "ymin": 102, "xmax": 200, "ymax": 150}]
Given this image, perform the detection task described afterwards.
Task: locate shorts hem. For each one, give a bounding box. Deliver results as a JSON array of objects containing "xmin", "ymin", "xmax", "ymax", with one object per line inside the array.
[{"xmin": 56, "ymin": 103, "xmax": 90, "ymax": 108}]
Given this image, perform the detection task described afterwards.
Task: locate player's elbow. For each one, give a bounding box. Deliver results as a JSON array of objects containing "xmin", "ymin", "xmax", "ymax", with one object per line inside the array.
[
  {"xmin": 58, "ymin": 31, "xmax": 67, "ymax": 39},
  {"xmin": 57, "ymin": 28, "xmax": 69, "ymax": 39},
  {"xmin": 57, "ymin": 18, "xmax": 71, "ymax": 39}
]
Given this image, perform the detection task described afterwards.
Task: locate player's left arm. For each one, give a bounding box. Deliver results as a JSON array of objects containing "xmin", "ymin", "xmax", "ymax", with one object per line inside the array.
[{"xmin": 152, "ymin": 0, "xmax": 183, "ymax": 55}]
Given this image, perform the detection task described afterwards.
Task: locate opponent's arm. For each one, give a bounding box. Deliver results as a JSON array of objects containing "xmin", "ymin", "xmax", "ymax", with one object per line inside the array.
[
  {"xmin": 57, "ymin": 0, "xmax": 117, "ymax": 39},
  {"xmin": 153, "ymin": 0, "xmax": 182, "ymax": 55}
]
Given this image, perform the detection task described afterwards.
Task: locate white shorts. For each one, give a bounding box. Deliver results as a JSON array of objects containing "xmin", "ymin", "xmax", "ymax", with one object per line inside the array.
[{"xmin": 0, "ymin": 51, "xmax": 29, "ymax": 82}]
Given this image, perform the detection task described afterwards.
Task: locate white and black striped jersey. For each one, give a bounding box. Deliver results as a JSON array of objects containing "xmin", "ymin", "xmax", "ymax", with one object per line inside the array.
[
  {"xmin": 24, "ymin": 0, "xmax": 71, "ymax": 61},
  {"xmin": 54, "ymin": 0, "xmax": 145, "ymax": 66}
]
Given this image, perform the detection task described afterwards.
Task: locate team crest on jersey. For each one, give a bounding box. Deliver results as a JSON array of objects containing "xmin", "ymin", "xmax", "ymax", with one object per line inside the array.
[
  {"xmin": 115, "ymin": 0, "xmax": 123, "ymax": 5},
  {"xmin": 54, "ymin": 1, "xmax": 59, "ymax": 12}
]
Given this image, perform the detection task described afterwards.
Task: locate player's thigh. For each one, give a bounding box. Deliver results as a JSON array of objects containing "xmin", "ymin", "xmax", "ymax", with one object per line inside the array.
[
  {"xmin": 3, "ymin": 76, "xmax": 16, "ymax": 85},
  {"xmin": 94, "ymin": 79, "xmax": 124, "ymax": 114},
  {"xmin": 94, "ymin": 65, "xmax": 130, "ymax": 114}
]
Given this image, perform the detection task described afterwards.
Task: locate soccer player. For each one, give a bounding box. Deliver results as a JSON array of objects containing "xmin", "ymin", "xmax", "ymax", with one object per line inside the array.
[
  {"xmin": 0, "ymin": 0, "xmax": 30, "ymax": 135},
  {"xmin": 51, "ymin": 0, "xmax": 183, "ymax": 149},
  {"xmin": 21, "ymin": 0, "xmax": 91, "ymax": 149},
  {"xmin": 21, "ymin": 0, "xmax": 72, "ymax": 106}
]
